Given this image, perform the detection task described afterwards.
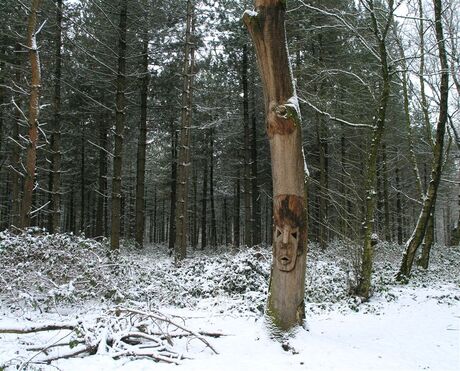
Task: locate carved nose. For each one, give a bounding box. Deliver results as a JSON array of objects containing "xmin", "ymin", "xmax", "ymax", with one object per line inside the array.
[{"xmin": 282, "ymin": 227, "xmax": 289, "ymax": 244}]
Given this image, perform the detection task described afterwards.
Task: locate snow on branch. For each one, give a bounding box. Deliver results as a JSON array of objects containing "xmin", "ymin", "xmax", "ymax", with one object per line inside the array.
[
  {"xmin": 298, "ymin": 97, "xmax": 374, "ymax": 129},
  {"xmin": 0, "ymin": 306, "xmax": 223, "ymax": 368}
]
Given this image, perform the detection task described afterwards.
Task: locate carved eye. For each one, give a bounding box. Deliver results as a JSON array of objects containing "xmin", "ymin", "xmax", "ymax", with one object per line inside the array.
[
  {"xmin": 276, "ymin": 228, "xmax": 282, "ymax": 238},
  {"xmin": 291, "ymin": 231, "xmax": 298, "ymax": 240}
]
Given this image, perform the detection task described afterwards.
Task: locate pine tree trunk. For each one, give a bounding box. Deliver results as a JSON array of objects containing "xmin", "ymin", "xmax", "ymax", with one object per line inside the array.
[
  {"xmin": 80, "ymin": 133, "xmax": 85, "ymax": 233},
  {"xmin": 382, "ymin": 145, "xmax": 391, "ymax": 241},
  {"xmin": 451, "ymin": 181, "xmax": 460, "ymax": 246},
  {"xmin": 135, "ymin": 36, "xmax": 149, "ymax": 247},
  {"xmin": 10, "ymin": 44, "xmax": 22, "ymax": 228},
  {"xmin": 110, "ymin": 0, "xmax": 127, "ymax": 250},
  {"xmin": 396, "ymin": 166, "xmax": 403, "ymax": 244},
  {"xmin": 48, "ymin": 0, "xmax": 63, "ymax": 233},
  {"xmin": 95, "ymin": 118, "xmax": 108, "ymax": 238},
  {"xmin": 20, "ymin": 0, "xmax": 42, "ymax": 228},
  {"xmin": 233, "ymin": 172, "xmax": 240, "ymax": 247},
  {"xmin": 242, "ymin": 44, "xmax": 252, "ymax": 247},
  {"xmin": 316, "ymin": 118, "xmax": 327, "ymax": 250},
  {"xmin": 192, "ymin": 167, "xmax": 198, "ymax": 248},
  {"xmin": 244, "ymin": 0, "xmax": 308, "ymax": 331},
  {"xmin": 174, "ymin": 0, "xmax": 195, "ymax": 262},
  {"xmin": 201, "ymin": 154, "xmax": 208, "ymax": 250},
  {"xmin": 250, "ymin": 72, "xmax": 261, "ymax": 245},
  {"xmin": 397, "ymin": 0, "xmax": 449, "ymax": 280},
  {"xmin": 209, "ymin": 129, "xmax": 217, "ymax": 247},
  {"xmin": 169, "ymin": 126, "xmax": 177, "ymax": 251}
]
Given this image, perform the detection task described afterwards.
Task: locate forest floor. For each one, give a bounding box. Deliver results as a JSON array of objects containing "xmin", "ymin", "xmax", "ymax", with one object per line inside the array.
[{"xmin": 0, "ymin": 229, "xmax": 459, "ymax": 370}]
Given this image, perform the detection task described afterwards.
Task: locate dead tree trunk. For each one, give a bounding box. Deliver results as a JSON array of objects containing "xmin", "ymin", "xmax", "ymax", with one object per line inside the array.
[
  {"xmin": 397, "ymin": 0, "xmax": 449, "ymax": 279},
  {"xmin": 110, "ymin": 0, "xmax": 128, "ymax": 250},
  {"xmin": 20, "ymin": 0, "xmax": 42, "ymax": 228},
  {"xmin": 174, "ymin": 0, "xmax": 195, "ymax": 262},
  {"xmin": 244, "ymin": 0, "xmax": 308, "ymax": 331},
  {"xmin": 135, "ymin": 36, "xmax": 150, "ymax": 247}
]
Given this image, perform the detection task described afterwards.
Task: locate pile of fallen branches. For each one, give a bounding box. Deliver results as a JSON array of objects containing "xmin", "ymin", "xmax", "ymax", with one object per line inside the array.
[{"xmin": 0, "ymin": 306, "xmax": 222, "ymax": 369}]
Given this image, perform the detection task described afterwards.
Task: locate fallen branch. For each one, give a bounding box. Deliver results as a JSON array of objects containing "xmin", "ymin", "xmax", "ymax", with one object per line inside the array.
[
  {"xmin": 116, "ymin": 307, "xmax": 219, "ymax": 354},
  {"xmin": 0, "ymin": 322, "xmax": 77, "ymax": 334}
]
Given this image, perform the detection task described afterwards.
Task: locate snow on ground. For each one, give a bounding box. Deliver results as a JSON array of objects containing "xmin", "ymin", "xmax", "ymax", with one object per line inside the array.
[{"xmin": 0, "ymin": 230, "xmax": 459, "ymax": 370}]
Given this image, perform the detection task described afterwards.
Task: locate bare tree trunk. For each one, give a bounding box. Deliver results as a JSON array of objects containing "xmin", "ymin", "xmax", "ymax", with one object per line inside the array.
[
  {"xmin": 10, "ymin": 44, "xmax": 22, "ymax": 228},
  {"xmin": 316, "ymin": 117, "xmax": 327, "ymax": 250},
  {"xmin": 95, "ymin": 117, "xmax": 108, "ymax": 238},
  {"xmin": 242, "ymin": 44, "xmax": 252, "ymax": 247},
  {"xmin": 233, "ymin": 172, "xmax": 240, "ymax": 247},
  {"xmin": 250, "ymin": 71, "xmax": 261, "ymax": 246},
  {"xmin": 244, "ymin": 0, "xmax": 307, "ymax": 331},
  {"xmin": 192, "ymin": 166, "xmax": 198, "ymax": 248},
  {"xmin": 201, "ymin": 152, "xmax": 208, "ymax": 250},
  {"xmin": 354, "ymin": 0, "xmax": 394, "ymax": 299},
  {"xmin": 396, "ymin": 166, "xmax": 403, "ymax": 244},
  {"xmin": 174, "ymin": 0, "xmax": 195, "ymax": 262},
  {"xmin": 169, "ymin": 126, "xmax": 177, "ymax": 251},
  {"xmin": 418, "ymin": 210, "xmax": 434, "ymax": 268},
  {"xmin": 80, "ymin": 133, "xmax": 85, "ymax": 233},
  {"xmin": 397, "ymin": 0, "xmax": 449, "ymax": 280},
  {"xmin": 223, "ymin": 197, "xmax": 229, "ymax": 245},
  {"xmin": 382, "ymin": 145, "xmax": 391, "ymax": 241},
  {"xmin": 48, "ymin": 0, "xmax": 63, "ymax": 233},
  {"xmin": 110, "ymin": 0, "xmax": 128, "ymax": 250},
  {"xmin": 135, "ymin": 36, "xmax": 150, "ymax": 247},
  {"xmin": 20, "ymin": 0, "xmax": 42, "ymax": 228},
  {"xmin": 209, "ymin": 129, "xmax": 217, "ymax": 247}
]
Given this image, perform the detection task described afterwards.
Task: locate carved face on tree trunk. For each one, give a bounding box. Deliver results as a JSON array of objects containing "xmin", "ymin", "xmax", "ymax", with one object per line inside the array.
[{"xmin": 274, "ymin": 225, "xmax": 299, "ymax": 271}]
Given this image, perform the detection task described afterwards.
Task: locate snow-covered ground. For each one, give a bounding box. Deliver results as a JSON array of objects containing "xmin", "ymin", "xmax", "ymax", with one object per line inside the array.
[{"xmin": 0, "ymin": 230, "xmax": 459, "ymax": 370}]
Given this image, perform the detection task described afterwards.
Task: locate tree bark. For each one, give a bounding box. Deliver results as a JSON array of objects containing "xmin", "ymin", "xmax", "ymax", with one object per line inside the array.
[
  {"xmin": 418, "ymin": 210, "xmax": 434, "ymax": 268},
  {"xmin": 192, "ymin": 166, "xmax": 198, "ymax": 248},
  {"xmin": 168, "ymin": 126, "xmax": 177, "ymax": 251},
  {"xmin": 396, "ymin": 166, "xmax": 403, "ymax": 244},
  {"xmin": 10, "ymin": 44, "xmax": 22, "ymax": 228},
  {"xmin": 201, "ymin": 153, "xmax": 208, "ymax": 250},
  {"xmin": 135, "ymin": 36, "xmax": 150, "ymax": 247},
  {"xmin": 95, "ymin": 116, "xmax": 108, "ymax": 238},
  {"xmin": 209, "ymin": 129, "xmax": 217, "ymax": 247},
  {"xmin": 397, "ymin": 0, "xmax": 449, "ymax": 280},
  {"xmin": 242, "ymin": 44, "xmax": 252, "ymax": 247},
  {"xmin": 354, "ymin": 0, "xmax": 394, "ymax": 299},
  {"xmin": 80, "ymin": 132, "xmax": 86, "ymax": 233},
  {"xmin": 250, "ymin": 71, "xmax": 261, "ymax": 246},
  {"xmin": 233, "ymin": 171, "xmax": 240, "ymax": 247},
  {"xmin": 20, "ymin": 0, "xmax": 42, "ymax": 228},
  {"xmin": 110, "ymin": 0, "xmax": 128, "ymax": 250},
  {"xmin": 382, "ymin": 145, "xmax": 391, "ymax": 241},
  {"xmin": 48, "ymin": 0, "xmax": 63, "ymax": 233},
  {"xmin": 244, "ymin": 0, "xmax": 308, "ymax": 331},
  {"xmin": 174, "ymin": 0, "xmax": 195, "ymax": 262}
]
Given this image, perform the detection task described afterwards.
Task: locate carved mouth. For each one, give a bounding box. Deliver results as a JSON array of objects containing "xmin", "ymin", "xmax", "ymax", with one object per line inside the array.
[{"xmin": 279, "ymin": 256, "xmax": 291, "ymax": 265}]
